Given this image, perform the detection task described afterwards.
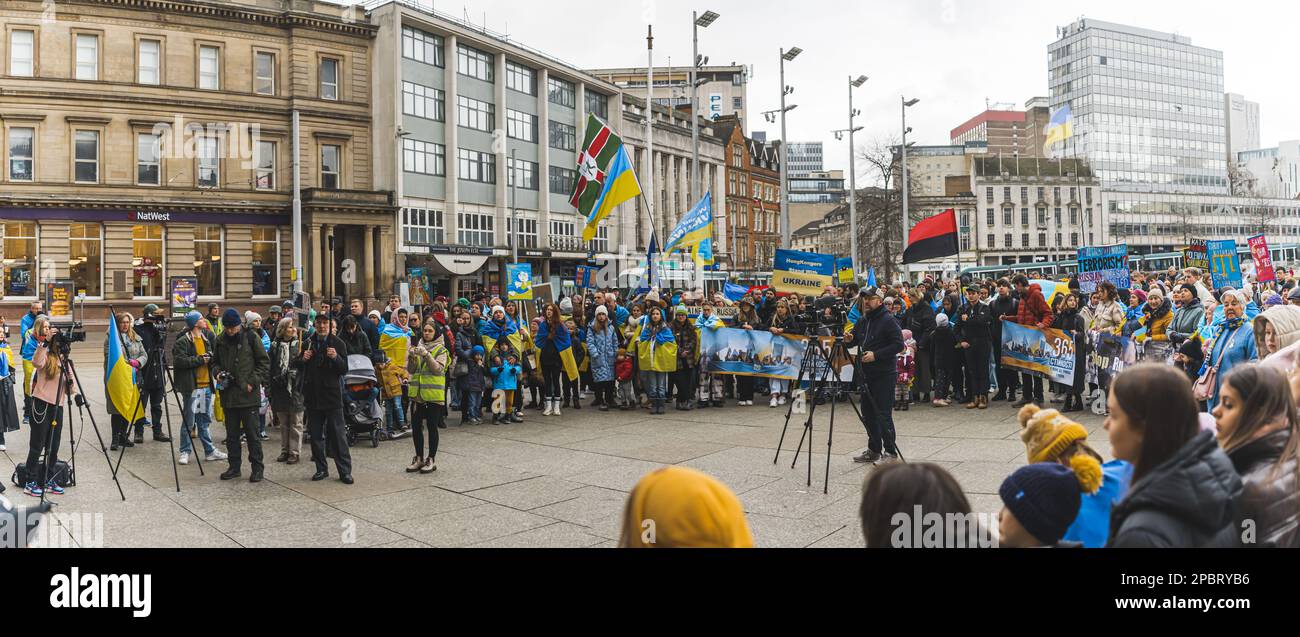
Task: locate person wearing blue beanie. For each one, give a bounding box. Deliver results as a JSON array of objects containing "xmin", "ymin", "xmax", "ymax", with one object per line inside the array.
[
  {"xmin": 184, "ymin": 311, "xmax": 202, "ymax": 330},
  {"xmin": 222, "ymin": 308, "xmax": 242, "ymax": 328},
  {"xmin": 998, "ymin": 462, "xmax": 1091, "ymax": 548},
  {"xmin": 472, "ymin": 345, "xmax": 485, "ymax": 357}
]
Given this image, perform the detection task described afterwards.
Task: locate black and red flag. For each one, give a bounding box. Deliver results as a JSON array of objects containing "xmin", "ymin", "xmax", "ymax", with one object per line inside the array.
[{"xmin": 902, "ymin": 208, "xmax": 959, "ymax": 264}]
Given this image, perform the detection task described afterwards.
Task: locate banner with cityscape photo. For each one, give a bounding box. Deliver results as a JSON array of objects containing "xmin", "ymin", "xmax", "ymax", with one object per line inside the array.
[
  {"xmin": 700, "ymin": 327, "xmax": 853, "ymax": 382},
  {"xmin": 999, "ymin": 320, "xmax": 1076, "ymax": 385}
]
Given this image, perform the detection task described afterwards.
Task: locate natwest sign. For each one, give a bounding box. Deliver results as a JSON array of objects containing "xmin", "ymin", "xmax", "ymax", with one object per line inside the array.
[{"xmin": 132, "ymin": 211, "xmax": 172, "ymax": 222}]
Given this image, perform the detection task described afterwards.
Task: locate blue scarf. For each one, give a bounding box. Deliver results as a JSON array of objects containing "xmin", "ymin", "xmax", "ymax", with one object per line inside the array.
[
  {"xmin": 1221, "ymin": 316, "xmax": 1246, "ymax": 331},
  {"xmin": 695, "ymin": 313, "xmax": 721, "ymax": 330},
  {"xmin": 639, "ymin": 319, "xmax": 674, "ymax": 345}
]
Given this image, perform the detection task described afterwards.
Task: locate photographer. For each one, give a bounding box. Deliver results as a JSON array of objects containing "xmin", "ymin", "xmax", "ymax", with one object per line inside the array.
[
  {"xmin": 269, "ymin": 318, "xmax": 305, "ymax": 464},
  {"xmin": 294, "ymin": 312, "xmax": 353, "ymax": 484},
  {"xmin": 210, "ymin": 309, "xmax": 270, "ymax": 482},
  {"xmin": 172, "ymin": 312, "xmax": 226, "ymax": 465},
  {"xmin": 22, "ymin": 316, "xmax": 80, "ymax": 497},
  {"xmin": 133, "ymin": 303, "xmax": 171, "ymax": 444},
  {"xmin": 106, "ymin": 313, "xmax": 148, "ymax": 451},
  {"xmin": 846, "ymin": 287, "xmax": 903, "ymax": 463}
]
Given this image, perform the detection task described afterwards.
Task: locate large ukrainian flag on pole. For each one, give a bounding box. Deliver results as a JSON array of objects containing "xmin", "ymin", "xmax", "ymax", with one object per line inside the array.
[
  {"xmin": 573, "ymin": 114, "xmax": 642, "ymax": 240},
  {"xmin": 105, "ymin": 317, "xmax": 140, "ymax": 419},
  {"xmin": 1043, "ymin": 104, "xmax": 1073, "ymax": 156},
  {"xmin": 663, "ymin": 193, "xmax": 715, "ymax": 266}
]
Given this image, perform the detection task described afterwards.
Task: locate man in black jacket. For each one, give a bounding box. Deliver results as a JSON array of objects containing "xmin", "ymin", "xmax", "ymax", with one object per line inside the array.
[
  {"xmin": 989, "ymin": 279, "xmax": 1019, "ymax": 402},
  {"xmin": 295, "ymin": 312, "xmax": 353, "ymax": 484},
  {"xmin": 133, "ymin": 304, "xmax": 172, "ymax": 443},
  {"xmin": 350, "ymin": 298, "xmax": 380, "ymax": 351},
  {"xmin": 956, "ymin": 285, "xmax": 994, "ymax": 409},
  {"xmin": 210, "ymin": 309, "xmax": 270, "ymax": 482},
  {"xmin": 847, "ymin": 287, "xmax": 904, "ymax": 463}
]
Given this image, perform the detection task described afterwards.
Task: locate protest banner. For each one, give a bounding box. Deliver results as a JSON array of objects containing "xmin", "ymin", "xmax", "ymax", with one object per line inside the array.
[
  {"xmin": 699, "ymin": 327, "xmax": 853, "ymax": 381},
  {"xmin": 507, "ymin": 263, "xmax": 533, "ymax": 300},
  {"xmin": 1076, "ymin": 244, "xmax": 1129, "ymax": 293},
  {"xmin": 1247, "ymin": 234, "xmax": 1275, "ymax": 282},
  {"xmin": 772, "ymin": 249, "xmax": 834, "ymax": 297},
  {"xmin": 1208, "ymin": 240, "xmax": 1242, "ymax": 289},
  {"xmin": 1086, "ymin": 331, "xmax": 1138, "ymax": 392},
  {"xmin": 684, "ymin": 306, "xmax": 739, "ymax": 323},
  {"xmin": 836, "ymin": 258, "xmax": 855, "ymax": 285},
  {"xmin": 574, "ymin": 265, "xmax": 598, "ymax": 290},
  {"xmin": 999, "ymin": 319, "xmax": 1076, "ymax": 384},
  {"xmin": 1183, "ymin": 238, "xmax": 1209, "ymax": 271}
]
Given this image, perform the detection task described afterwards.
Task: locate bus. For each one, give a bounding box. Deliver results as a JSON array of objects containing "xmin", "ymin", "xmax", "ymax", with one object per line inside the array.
[{"xmin": 962, "ymin": 243, "xmax": 1300, "ymax": 280}]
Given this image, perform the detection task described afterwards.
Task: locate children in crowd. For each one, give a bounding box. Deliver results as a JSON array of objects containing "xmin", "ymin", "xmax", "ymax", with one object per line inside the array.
[
  {"xmin": 615, "ymin": 348, "xmax": 634, "ymax": 410},
  {"xmin": 997, "ymin": 462, "xmax": 1094, "ymax": 548},
  {"xmin": 489, "ymin": 352, "xmax": 523, "ymax": 424},
  {"xmin": 930, "ymin": 314, "xmax": 957, "ymax": 407},
  {"xmin": 895, "ymin": 329, "xmax": 916, "ymax": 411},
  {"xmin": 458, "ymin": 345, "xmax": 485, "ymax": 425}
]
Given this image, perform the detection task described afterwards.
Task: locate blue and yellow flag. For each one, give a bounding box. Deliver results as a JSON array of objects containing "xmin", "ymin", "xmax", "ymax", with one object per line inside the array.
[
  {"xmin": 379, "ymin": 321, "xmax": 410, "ymax": 370},
  {"xmin": 535, "ymin": 320, "xmax": 579, "ymax": 381},
  {"xmin": 480, "ymin": 317, "xmax": 525, "ymax": 361},
  {"xmin": 1043, "ymin": 104, "xmax": 1073, "ymax": 156},
  {"xmin": 1031, "ymin": 279, "xmax": 1067, "ymax": 306},
  {"xmin": 663, "ymin": 193, "xmax": 715, "ymax": 266},
  {"xmin": 582, "ymin": 144, "xmax": 642, "ymax": 241},
  {"xmin": 106, "ymin": 318, "xmax": 140, "ymax": 419}
]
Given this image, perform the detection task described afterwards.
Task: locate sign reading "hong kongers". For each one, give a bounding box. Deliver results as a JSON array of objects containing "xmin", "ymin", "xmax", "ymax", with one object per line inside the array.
[{"xmin": 772, "ymin": 249, "xmax": 835, "ymax": 296}]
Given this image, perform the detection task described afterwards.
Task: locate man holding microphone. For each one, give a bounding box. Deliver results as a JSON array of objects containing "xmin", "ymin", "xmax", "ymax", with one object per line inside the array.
[
  {"xmin": 295, "ymin": 312, "xmax": 353, "ymax": 484},
  {"xmin": 846, "ymin": 286, "xmax": 904, "ymax": 464}
]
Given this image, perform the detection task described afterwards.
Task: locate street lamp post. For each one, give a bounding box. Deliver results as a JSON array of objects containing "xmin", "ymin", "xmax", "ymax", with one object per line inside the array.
[
  {"xmin": 691, "ymin": 10, "xmax": 719, "ymax": 205},
  {"xmin": 900, "ymin": 96, "xmax": 919, "ymax": 281},
  {"xmin": 778, "ymin": 46, "xmax": 801, "ymax": 250},
  {"xmin": 847, "ymin": 75, "xmax": 867, "ymax": 276}
]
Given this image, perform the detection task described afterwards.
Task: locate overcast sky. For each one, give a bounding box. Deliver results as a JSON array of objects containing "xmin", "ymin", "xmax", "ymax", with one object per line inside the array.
[{"xmin": 346, "ymin": 0, "xmax": 1299, "ymax": 181}]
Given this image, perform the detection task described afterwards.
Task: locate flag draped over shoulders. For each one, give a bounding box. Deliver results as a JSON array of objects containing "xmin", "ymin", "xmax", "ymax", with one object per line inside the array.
[
  {"xmin": 106, "ymin": 318, "xmax": 140, "ymax": 419},
  {"xmin": 379, "ymin": 322, "xmax": 411, "ymax": 369},
  {"xmin": 535, "ymin": 320, "xmax": 579, "ymax": 381},
  {"xmin": 480, "ymin": 317, "xmax": 523, "ymax": 359}
]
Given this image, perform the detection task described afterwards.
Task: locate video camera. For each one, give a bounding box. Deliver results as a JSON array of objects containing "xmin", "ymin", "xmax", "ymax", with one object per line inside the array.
[
  {"xmin": 814, "ymin": 295, "xmax": 849, "ymax": 329},
  {"xmin": 47, "ymin": 323, "xmax": 86, "ymax": 356}
]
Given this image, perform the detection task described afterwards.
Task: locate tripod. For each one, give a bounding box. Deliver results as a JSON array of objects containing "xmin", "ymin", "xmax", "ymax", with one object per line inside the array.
[
  {"xmin": 773, "ymin": 335, "xmax": 865, "ymax": 494},
  {"xmin": 33, "ymin": 341, "xmax": 125, "ymax": 505},
  {"xmin": 110, "ymin": 313, "xmax": 185, "ymax": 493}
]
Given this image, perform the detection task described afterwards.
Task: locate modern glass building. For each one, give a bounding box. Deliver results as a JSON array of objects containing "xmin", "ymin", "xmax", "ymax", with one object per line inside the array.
[{"xmin": 1048, "ymin": 19, "xmax": 1228, "ymax": 195}]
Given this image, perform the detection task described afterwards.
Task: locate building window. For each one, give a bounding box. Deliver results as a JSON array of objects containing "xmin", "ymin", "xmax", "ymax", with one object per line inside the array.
[
  {"xmin": 138, "ymin": 40, "xmax": 161, "ymax": 85},
  {"xmin": 75, "ymin": 34, "xmax": 99, "ymax": 80},
  {"xmin": 320, "ymin": 58, "xmax": 339, "ymax": 100},
  {"xmin": 1071, "ymin": 232, "xmax": 1079, "ymax": 247},
  {"xmin": 402, "ymin": 207, "xmax": 444, "ymax": 247},
  {"xmin": 986, "ymin": 208, "xmax": 995, "ymax": 227},
  {"xmin": 985, "ymin": 187, "xmax": 993, "ymax": 203},
  {"xmin": 1086, "ymin": 189, "xmax": 1093, "ymax": 205},
  {"xmin": 1021, "ymin": 233, "xmax": 1029, "ymax": 248},
  {"xmin": 401, "ymin": 27, "xmax": 443, "ymax": 67},
  {"xmin": 193, "ymin": 226, "xmax": 222, "ymax": 297},
  {"xmin": 321, "ymin": 145, "xmax": 341, "ymax": 189},
  {"xmin": 549, "ymin": 166, "xmax": 575, "ymax": 196},
  {"xmin": 69, "ymin": 223, "xmax": 102, "ymax": 298},
  {"xmin": 1069, "ymin": 207, "xmax": 1079, "ymax": 225},
  {"xmin": 1038, "ymin": 233, "xmax": 1047, "ymax": 248},
  {"xmin": 456, "ymin": 95, "xmax": 495, "ymax": 132},
  {"xmin": 1053, "ymin": 187, "xmax": 1061, "ymax": 204},
  {"xmin": 1020, "ymin": 208, "xmax": 1028, "ymax": 226},
  {"xmin": 1036, "ymin": 208, "xmax": 1046, "ymax": 226},
  {"xmin": 506, "ymin": 109, "xmax": 537, "ymax": 143},
  {"xmin": 549, "ymin": 219, "xmax": 576, "ymax": 240},
  {"xmin": 987, "ymin": 234, "xmax": 995, "ymax": 249},
  {"xmin": 548, "ymin": 77, "xmax": 575, "ymax": 107},
  {"xmin": 457, "ymin": 149, "xmax": 495, "ymax": 184},
  {"xmin": 1019, "ymin": 187, "xmax": 1028, "ymax": 204},
  {"xmin": 402, "ymin": 81, "xmax": 444, "ymax": 120},
  {"xmin": 1002, "ymin": 208, "xmax": 1012, "ymax": 227},
  {"xmin": 509, "ymin": 218, "xmax": 538, "ymax": 248},
  {"xmin": 137, "ymin": 133, "xmax": 161, "ymax": 186},
  {"xmin": 585, "ymin": 92, "xmax": 608, "ymax": 119},
  {"xmin": 1, "ymin": 222, "xmax": 37, "ymax": 297},
  {"xmin": 7, "ymin": 127, "xmax": 34, "ymax": 181},
  {"xmin": 507, "ymin": 158, "xmax": 538, "ymax": 190},
  {"xmin": 74, "ymin": 130, "xmax": 98, "ymax": 183},
  {"xmin": 9, "ymin": 30, "xmax": 34, "ymax": 76},
  {"xmin": 1004, "ymin": 234, "xmax": 1012, "ymax": 248},
  {"xmin": 457, "ymin": 211, "xmax": 495, "ymax": 246},
  {"xmin": 505, "ymin": 61, "xmax": 535, "ymax": 95},
  {"xmin": 254, "ymin": 51, "xmax": 275, "ymax": 95},
  {"xmin": 132, "ymin": 225, "xmax": 164, "ymax": 298},
  {"xmin": 255, "ymin": 141, "xmax": 276, "ymax": 190},
  {"xmin": 250, "ymin": 227, "xmax": 278, "ymax": 296},
  {"xmin": 403, "ymin": 139, "xmax": 445, "ymax": 176},
  {"xmin": 197, "ymin": 136, "xmax": 219, "ymax": 188},
  {"xmin": 198, "ymin": 45, "xmax": 219, "ymax": 90},
  {"xmin": 456, "ymin": 44, "xmax": 493, "ymax": 82},
  {"xmin": 549, "ymin": 120, "xmax": 576, "ymax": 152}
]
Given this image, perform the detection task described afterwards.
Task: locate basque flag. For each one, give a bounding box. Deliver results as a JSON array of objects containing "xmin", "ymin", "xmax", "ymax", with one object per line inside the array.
[{"xmin": 903, "ymin": 208, "xmax": 959, "ymax": 265}]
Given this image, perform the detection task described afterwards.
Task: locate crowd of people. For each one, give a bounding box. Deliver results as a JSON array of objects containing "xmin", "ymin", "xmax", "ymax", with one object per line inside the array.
[{"xmin": 2, "ymin": 265, "xmax": 1297, "ymax": 548}]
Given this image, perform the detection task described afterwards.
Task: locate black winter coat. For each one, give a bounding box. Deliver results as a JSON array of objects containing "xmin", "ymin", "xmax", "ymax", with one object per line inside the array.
[
  {"xmin": 210, "ymin": 328, "xmax": 270, "ymax": 411},
  {"xmin": 293, "ymin": 333, "xmax": 349, "ymax": 411},
  {"xmin": 339, "ymin": 328, "xmax": 371, "ymax": 357},
  {"xmin": 930, "ymin": 324, "xmax": 958, "ymax": 371},
  {"xmin": 907, "ymin": 302, "xmax": 936, "ymax": 352},
  {"xmin": 954, "ymin": 301, "xmax": 993, "ymax": 344},
  {"xmin": 1228, "ymin": 429, "xmax": 1299, "ymax": 548},
  {"xmin": 851, "ymin": 304, "xmax": 904, "ymax": 378},
  {"xmin": 136, "ymin": 321, "xmax": 166, "ymax": 390},
  {"xmin": 1108, "ymin": 431, "xmax": 1243, "ymax": 548}
]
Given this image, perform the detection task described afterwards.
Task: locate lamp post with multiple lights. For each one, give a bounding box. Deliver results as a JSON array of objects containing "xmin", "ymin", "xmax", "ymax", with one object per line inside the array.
[
  {"xmin": 777, "ymin": 46, "xmax": 801, "ymax": 249},
  {"xmin": 900, "ymin": 96, "xmax": 919, "ymax": 281},
  {"xmin": 832, "ymin": 75, "xmax": 867, "ymax": 276},
  {"xmin": 690, "ymin": 10, "xmax": 719, "ymax": 204}
]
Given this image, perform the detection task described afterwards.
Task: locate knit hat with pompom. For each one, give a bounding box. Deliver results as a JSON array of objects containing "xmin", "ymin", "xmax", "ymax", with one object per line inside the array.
[{"xmin": 1017, "ymin": 404, "xmax": 1102, "ymax": 494}]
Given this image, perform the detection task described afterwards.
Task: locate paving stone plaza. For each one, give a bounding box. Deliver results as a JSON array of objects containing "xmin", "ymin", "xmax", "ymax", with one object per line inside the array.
[{"xmin": 1, "ymin": 335, "xmax": 1112, "ymax": 548}]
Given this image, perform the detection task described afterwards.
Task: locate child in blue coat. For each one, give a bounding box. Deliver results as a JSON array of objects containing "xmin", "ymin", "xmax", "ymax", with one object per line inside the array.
[{"xmin": 489, "ymin": 353, "xmax": 523, "ymax": 424}]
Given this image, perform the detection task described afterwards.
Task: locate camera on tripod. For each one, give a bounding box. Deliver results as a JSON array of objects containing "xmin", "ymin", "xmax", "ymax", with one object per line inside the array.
[
  {"xmin": 47, "ymin": 324, "xmax": 86, "ymax": 356},
  {"xmin": 814, "ymin": 296, "xmax": 849, "ymax": 335}
]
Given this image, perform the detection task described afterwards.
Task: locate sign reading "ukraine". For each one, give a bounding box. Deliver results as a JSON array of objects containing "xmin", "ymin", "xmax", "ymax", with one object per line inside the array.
[{"xmin": 772, "ymin": 249, "xmax": 835, "ymax": 296}]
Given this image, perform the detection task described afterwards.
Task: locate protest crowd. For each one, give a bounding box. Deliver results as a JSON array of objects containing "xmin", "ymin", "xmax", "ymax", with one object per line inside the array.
[{"xmin": 2, "ymin": 262, "xmax": 1298, "ymax": 550}]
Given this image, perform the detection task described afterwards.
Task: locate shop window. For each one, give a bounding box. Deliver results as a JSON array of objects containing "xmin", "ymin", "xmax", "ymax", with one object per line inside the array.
[
  {"xmin": 194, "ymin": 225, "xmax": 223, "ymax": 297},
  {"xmin": 132, "ymin": 225, "xmax": 164, "ymax": 298},
  {"xmin": 251, "ymin": 227, "xmax": 278, "ymax": 297},
  {"xmin": 69, "ymin": 223, "xmax": 102, "ymax": 298},
  {"xmin": 1, "ymin": 222, "xmax": 37, "ymax": 297}
]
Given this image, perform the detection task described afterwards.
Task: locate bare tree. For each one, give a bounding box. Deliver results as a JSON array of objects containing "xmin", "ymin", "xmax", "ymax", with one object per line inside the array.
[{"xmin": 854, "ymin": 137, "xmax": 928, "ymax": 284}]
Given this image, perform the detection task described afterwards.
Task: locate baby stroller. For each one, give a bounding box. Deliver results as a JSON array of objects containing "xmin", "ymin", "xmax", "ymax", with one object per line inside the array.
[{"xmin": 343, "ymin": 354, "xmax": 385, "ymax": 448}]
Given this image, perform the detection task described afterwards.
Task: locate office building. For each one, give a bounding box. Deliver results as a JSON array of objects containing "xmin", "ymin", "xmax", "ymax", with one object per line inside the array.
[
  {"xmin": 950, "ymin": 97, "xmax": 1052, "ymax": 157},
  {"xmin": 1225, "ymin": 93, "xmax": 1261, "ymax": 164},
  {"xmin": 1237, "ymin": 141, "xmax": 1300, "ymax": 200},
  {"xmin": 786, "ymin": 141, "xmax": 824, "ymax": 177},
  {"xmin": 587, "ymin": 64, "xmax": 750, "ymax": 128}
]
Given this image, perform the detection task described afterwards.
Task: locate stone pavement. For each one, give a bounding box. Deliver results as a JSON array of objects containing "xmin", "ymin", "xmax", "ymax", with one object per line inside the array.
[{"xmin": 2, "ymin": 343, "xmax": 1110, "ymax": 547}]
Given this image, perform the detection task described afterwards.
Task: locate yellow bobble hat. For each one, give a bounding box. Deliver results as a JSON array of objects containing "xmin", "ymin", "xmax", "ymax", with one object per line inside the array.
[
  {"xmin": 1018, "ymin": 405, "xmax": 1102, "ymax": 494},
  {"xmin": 619, "ymin": 467, "xmax": 754, "ymax": 548}
]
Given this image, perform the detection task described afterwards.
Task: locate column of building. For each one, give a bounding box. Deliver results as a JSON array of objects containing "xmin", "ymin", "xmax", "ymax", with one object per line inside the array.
[{"xmin": 444, "ymin": 34, "xmax": 460, "ymax": 283}]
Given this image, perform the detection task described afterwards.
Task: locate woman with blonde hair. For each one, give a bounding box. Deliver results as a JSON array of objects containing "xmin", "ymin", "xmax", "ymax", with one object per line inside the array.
[
  {"xmin": 22, "ymin": 316, "xmax": 80, "ymax": 497},
  {"xmin": 106, "ymin": 313, "xmax": 148, "ymax": 451}
]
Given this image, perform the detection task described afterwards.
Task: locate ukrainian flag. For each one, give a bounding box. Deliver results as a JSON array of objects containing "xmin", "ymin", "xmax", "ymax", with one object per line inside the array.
[
  {"xmin": 663, "ymin": 193, "xmax": 715, "ymax": 266},
  {"xmin": 1031, "ymin": 279, "xmax": 1067, "ymax": 306},
  {"xmin": 480, "ymin": 317, "xmax": 525, "ymax": 362},
  {"xmin": 582, "ymin": 146, "xmax": 642, "ymax": 241},
  {"xmin": 106, "ymin": 317, "xmax": 140, "ymax": 419},
  {"xmin": 379, "ymin": 322, "xmax": 410, "ymax": 369},
  {"xmin": 1043, "ymin": 104, "xmax": 1073, "ymax": 156},
  {"xmin": 535, "ymin": 320, "xmax": 579, "ymax": 381}
]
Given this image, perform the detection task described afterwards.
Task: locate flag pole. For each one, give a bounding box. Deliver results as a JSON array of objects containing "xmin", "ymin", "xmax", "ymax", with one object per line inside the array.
[{"xmin": 645, "ymin": 25, "xmax": 659, "ymax": 291}]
